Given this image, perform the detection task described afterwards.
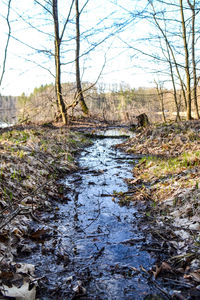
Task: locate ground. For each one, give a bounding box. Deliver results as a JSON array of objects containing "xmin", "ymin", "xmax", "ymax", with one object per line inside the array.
[
  {"xmin": 0, "ymin": 118, "xmax": 200, "ymax": 299},
  {"xmin": 0, "ymin": 121, "xmax": 94, "ymax": 299},
  {"xmin": 117, "ymin": 120, "xmax": 200, "ymax": 298}
]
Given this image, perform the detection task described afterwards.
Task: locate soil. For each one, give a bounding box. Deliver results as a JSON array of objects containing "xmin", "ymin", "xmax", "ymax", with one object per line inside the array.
[
  {"xmin": 0, "ymin": 117, "xmax": 200, "ymax": 299},
  {"xmin": 117, "ymin": 120, "xmax": 200, "ymax": 300}
]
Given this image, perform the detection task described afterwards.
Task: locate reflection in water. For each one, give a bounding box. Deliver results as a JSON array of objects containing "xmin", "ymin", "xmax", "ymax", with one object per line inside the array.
[{"xmin": 18, "ymin": 132, "xmax": 158, "ymax": 299}]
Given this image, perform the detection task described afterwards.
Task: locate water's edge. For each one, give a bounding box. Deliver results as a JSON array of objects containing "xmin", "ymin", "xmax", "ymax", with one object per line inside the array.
[{"xmin": 18, "ymin": 130, "xmax": 165, "ymax": 299}]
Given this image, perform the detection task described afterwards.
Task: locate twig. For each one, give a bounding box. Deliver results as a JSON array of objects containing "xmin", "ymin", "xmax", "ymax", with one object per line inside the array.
[
  {"xmin": 0, "ymin": 208, "xmax": 21, "ymax": 230},
  {"xmin": 101, "ymin": 189, "xmax": 138, "ymax": 197},
  {"xmin": 0, "ymin": 0, "xmax": 12, "ymax": 87},
  {"xmin": 140, "ymin": 265, "xmax": 171, "ymax": 299}
]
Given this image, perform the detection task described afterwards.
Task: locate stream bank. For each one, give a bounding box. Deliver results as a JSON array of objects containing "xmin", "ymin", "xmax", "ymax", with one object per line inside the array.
[
  {"xmin": 117, "ymin": 120, "xmax": 200, "ymax": 300},
  {"xmin": 0, "ymin": 120, "xmax": 199, "ymax": 299},
  {"xmin": 19, "ymin": 132, "xmax": 161, "ymax": 299},
  {"xmin": 0, "ymin": 123, "xmax": 169, "ymax": 300}
]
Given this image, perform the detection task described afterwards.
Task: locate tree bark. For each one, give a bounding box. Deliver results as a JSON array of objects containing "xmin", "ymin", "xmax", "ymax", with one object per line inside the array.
[
  {"xmin": 188, "ymin": 0, "xmax": 199, "ymax": 119},
  {"xmin": 151, "ymin": 4, "xmax": 186, "ymax": 113},
  {"xmin": 0, "ymin": 0, "xmax": 12, "ymax": 87},
  {"xmin": 75, "ymin": 0, "xmax": 88, "ymax": 114},
  {"xmin": 165, "ymin": 44, "xmax": 181, "ymax": 121},
  {"xmin": 155, "ymin": 81, "xmax": 166, "ymax": 123},
  {"xmin": 180, "ymin": 0, "xmax": 192, "ymax": 120},
  {"xmin": 53, "ymin": 0, "xmax": 68, "ymax": 124}
]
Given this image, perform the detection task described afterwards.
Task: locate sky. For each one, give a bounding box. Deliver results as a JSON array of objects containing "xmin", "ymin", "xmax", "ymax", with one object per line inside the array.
[{"xmin": 0, "ymin": 0, "xmax": 178, "ymax": 96}]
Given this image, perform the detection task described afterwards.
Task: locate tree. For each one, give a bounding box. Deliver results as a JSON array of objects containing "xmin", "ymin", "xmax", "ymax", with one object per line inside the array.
[
  {"xmin": 143, "ymin": 0, "xmax": 200, "ymax": 120},
  {"xmin": 75, "ymin": 0, "xmax": 88, "ymax": 114},
  {"xmin": 0, "ymin": 0, "xmax": 12, "ymax": 88},
  {"xmin": 52, "ymin": 0, "xmax": 68, "ymax": 124},
  {"xmin": 155, "ymin": 80, "xmax": 166, "ymax": 122},
  {"xmin": 150, "ymin": 3, "xmax": 181, "ymax": 120},
  {"xmin": 187, "ymin": 0, "xmax": 200, "ymax": 119},
  {"xmin": 180, "ymin": 0, "xmax": 192, "ymax": 120}
]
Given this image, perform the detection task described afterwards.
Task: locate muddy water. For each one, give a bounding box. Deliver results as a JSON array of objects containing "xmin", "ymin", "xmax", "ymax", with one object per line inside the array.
[{"xmin": 22, "ymin": 132, "xmax": 161, "ymax": 299}]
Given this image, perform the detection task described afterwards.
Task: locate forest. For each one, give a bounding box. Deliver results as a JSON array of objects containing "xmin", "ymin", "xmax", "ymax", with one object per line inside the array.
[{"xmin": 0, "ymin": 1, "xmax": 200, "ymax": 299}]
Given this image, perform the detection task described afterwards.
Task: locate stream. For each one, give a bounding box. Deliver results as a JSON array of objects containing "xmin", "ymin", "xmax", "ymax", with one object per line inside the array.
[{"xmin": 20, "ymin": 130, "xmax": 165, "ymax": 299}]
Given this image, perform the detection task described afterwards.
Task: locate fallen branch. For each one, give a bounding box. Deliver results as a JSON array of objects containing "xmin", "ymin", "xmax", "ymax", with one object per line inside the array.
[{"xmin": 0, "ymin": 208, "xmax": 21, "ymax": 230}]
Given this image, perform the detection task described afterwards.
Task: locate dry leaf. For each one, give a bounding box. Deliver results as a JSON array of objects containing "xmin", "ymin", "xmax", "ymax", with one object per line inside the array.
[
  {"xmin": 15, "ymin": 263, "xmax": 35, "ymax": 276},
  {"xmin": 30, "ymin": 228, "xmax": 49, "ymax": 240},
  {"xmin": 160, "ymin": 262, "xmax": 172, "ymax": 272},
  {"xmin": 153, "ymin": 262, "xmax": 172, "ymax": 278},
  {"xmin": 153, "ymin": 265, "xmax": 162, "ymax": 279},
  {"xmin": 2, "ymin": 281, "xmax": 36, "ymax": 300},
  {"xmin": 0, "ymin": 271, "xmax": 14, "ymax": 280},
  {"xmin": 184, "ymin": 271, "xmax": 200, "ymax": 282}
]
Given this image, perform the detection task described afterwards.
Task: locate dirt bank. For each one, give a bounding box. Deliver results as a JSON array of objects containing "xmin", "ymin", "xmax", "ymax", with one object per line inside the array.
[
  {"xmin": 0, "ymin": 123, "xmax": 92, "ymax": 299},
  {"xmin": 117, "ymin": 120, "xmax": 200, "ymax": 299}
]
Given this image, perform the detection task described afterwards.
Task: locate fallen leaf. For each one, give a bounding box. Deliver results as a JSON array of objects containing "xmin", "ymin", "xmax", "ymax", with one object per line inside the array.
[
  {"xmin": 152, "ymin": 262, "xmax": 172, "ymax": 279},
  {"xmin": 152, "ymin": 265, "xmax": 161, "ymax": 279},
  {"xmin": 30, "ymin": 228, "xmax": 49, "ymax": 240},
  {"xmin": 184, "ymin": 271, "xmax": 200, "ymax": 282},
  {"xmin": 160, "ymin": 262, "xmax": 172, "ymax": 272},
  {"xmin": 0, "ymin": 231, "xmax": 9, "ymax": 242},
  {"xmin": 2, "ymin": 281, "xmax": 36, "ymax": 300},
  {"xmin": 0, "ymin": 271, "xmax": 14, "ymax": 280},
  {"xmin": 15, "ymin": 263, "xmax": 35, "ymax": 276}
]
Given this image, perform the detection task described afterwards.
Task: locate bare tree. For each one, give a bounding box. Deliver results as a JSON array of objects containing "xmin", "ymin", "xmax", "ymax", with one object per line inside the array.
[
  {"xmin": 0, "ymin": 0, "xmax": 12, "ymax": 88},
  {"xmin": 75, "ymin": 0, "xmax": 88, "ymax": 114},
  {"xmin": 144, "ymin": 0, "xmax": 200, "ymax": 120},
  {"xmin": 154, "ymin": 80, "xmax": 166, "ymax": 122},
  {"xmin": 52, "ymin": 0, "xmax": 68, "ymax": 124},
  {"xmin": 187, "ymin": 0, "xmax": 199, "ymax": 119},
  {"xmin": 180, "ymin": 0, "xmax": 192, "ymax": 120}
]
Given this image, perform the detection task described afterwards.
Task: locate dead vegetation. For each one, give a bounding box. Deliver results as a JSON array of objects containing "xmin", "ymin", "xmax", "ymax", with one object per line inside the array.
[
  {"xmin": 0, "ymin": 124, "xmax": 91, "ymax": 299},
  {"xmin": 117, "ymin": 120, "xmax": 200, "ymax": 298}
]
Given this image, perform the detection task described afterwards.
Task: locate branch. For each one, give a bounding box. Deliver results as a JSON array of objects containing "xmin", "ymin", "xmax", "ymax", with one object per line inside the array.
[
  {"xmin": 0, "ymin": 0, "xmax": 12, "ymax": 87},
  {"xmin": 67, "ymin": 55, "xmax": 107, "ymax": 110},
  {"xmin": 34, "ymin": 0, "xmax": 52, "ymax": 16},
  {"xmin": 80, "ymin": 0, "xmax": 90, "ymax": 15},
  {"xmin": 15, "ymin": 54, "xmax": 55, "ymax": 78},
  {"xmin": 60, "ymin": 0, "xmax": 75, "ymax": 42}
]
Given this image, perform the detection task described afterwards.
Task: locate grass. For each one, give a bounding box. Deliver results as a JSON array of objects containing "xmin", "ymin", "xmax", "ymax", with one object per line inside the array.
[
  {"xmin": 0, "ymin": 126, "xmax": 92, "ymax": 204},
  {"xmin": 137, "ymin": 151, "xmax": 200, "ymax": 180},
  {"xmin": 132, "ymin": 150, "xmax": 200, "ymax": 202}
]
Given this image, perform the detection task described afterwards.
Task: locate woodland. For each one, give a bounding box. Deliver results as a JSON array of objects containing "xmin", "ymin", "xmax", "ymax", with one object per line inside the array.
[{"xmin": 0, "ymin": 1, "xmax": 200, "ymax": 299}]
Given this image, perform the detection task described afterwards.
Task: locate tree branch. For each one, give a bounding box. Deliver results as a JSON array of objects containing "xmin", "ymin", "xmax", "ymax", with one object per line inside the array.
[{"xmin": 0, "ymin": 0, "xmax": 12, "ymax": 87}]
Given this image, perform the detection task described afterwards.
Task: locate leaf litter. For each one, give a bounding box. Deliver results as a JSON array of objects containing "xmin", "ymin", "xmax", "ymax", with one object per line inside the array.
[
  {"xmin": 0, "ymin": 123, "xmax": 91, "ymax": 299},
  {"xmin": 117, "ymin": 120, "xmax": 200, "ymax": 299},
  {"xmin": 1, "ymin": 119, "xmax": 200, "ymax": 299}
]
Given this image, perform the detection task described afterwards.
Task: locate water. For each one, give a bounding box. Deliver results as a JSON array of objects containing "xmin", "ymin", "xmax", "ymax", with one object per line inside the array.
[
  {"xmin": 19, "ymin": 133, "xmax": 160, "ymax": 299},
  {"xmin": 0, "ymin": 121, "xmax": 12, "ymax": 128}
]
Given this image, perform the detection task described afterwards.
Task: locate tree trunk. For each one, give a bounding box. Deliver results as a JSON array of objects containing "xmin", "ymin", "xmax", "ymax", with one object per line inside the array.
[
  {"xmin": 155, "ymin": 81, "xmax": 166, "ymax": 123},
  {"xmin": 180, "ymin": 0, "xmax": 192, "ymax": 120},
  {"xmin": 165, "ymin": 44, "xmax": 181, "ymax": 121},
  {"xmin": 151, "ymin": 4, "xmax": 187, "ymax": 112},
  {"xmin": 75, "ymin": 0, "xmax": 88, "ymax": 114},
  {"xmin": 0, "ymin": 0, "xmax": 12, "ymax": 87},
  {"xmin": 53, "ymin": 0, "xmax": 68, "ymax": 124},
  {"xmin": 188, "ymin": 0, "xmax": 199, "ymax": 119}
]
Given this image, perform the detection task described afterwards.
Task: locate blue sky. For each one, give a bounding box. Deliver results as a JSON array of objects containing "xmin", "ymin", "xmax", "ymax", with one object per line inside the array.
[{"xmin": 0, "ymin": 0, "xmax": 166, "ymax": 96}]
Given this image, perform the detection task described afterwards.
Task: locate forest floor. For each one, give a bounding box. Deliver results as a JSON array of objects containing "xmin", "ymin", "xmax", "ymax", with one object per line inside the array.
[
  {"xmin": 0, "ymin": 118, "xmax": 200, "ymax": 299},
  {"xmin": 117, "ymin": 120, "xmax": 200, "ymax": 298},
  {"xmin": 0, "ymin": 121, "xmax": 95, "ymax": 299}
]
